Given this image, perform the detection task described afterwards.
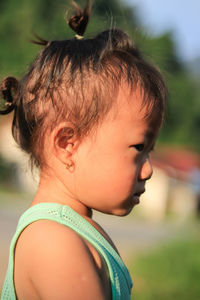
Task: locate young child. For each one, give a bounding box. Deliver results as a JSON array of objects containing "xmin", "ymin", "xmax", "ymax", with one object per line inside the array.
[{"xmin": 0, "ymin": 2, "xmax": 166, "ymax": 299}]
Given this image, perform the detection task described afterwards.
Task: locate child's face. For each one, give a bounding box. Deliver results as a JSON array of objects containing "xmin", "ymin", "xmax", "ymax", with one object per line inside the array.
[{"xmin": 72, "ymin": 86, "xmax": 159, "ymax": 216}]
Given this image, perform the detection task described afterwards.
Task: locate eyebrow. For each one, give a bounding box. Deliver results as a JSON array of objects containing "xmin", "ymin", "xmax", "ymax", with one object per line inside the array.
[{"xmin": 145, "ymin": 130, "xmax": 157, "ymax": 148}]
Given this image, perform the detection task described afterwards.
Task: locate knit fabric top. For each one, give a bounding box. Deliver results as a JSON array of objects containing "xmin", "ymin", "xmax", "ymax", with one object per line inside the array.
[{"xmin": 1, "ymin": 202, "xmax": 133, "ymax": 300}]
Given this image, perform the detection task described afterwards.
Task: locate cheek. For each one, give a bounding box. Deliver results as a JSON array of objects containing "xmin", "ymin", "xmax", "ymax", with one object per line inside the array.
[
  {"xmin": 85, "ymin": 156, "xmax": 138, "ymax": 197},
  {"xmin": 117, "ymin": 167, "xmax": 138, "ymax": 194},
  {"xmin": 74, "ymin": 145, "xmax": 139, "ymax": 207}
]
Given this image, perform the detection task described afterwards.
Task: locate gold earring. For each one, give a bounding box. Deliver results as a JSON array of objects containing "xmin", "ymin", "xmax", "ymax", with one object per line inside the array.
[{"xmin": 65, "ymin": 161, "xmax": 74, "ymax": 172}]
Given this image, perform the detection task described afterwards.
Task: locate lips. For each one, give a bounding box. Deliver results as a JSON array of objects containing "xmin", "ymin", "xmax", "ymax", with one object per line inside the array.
[
  {"xmin": 134, "ymin": 189, "xmax": 145, "ymax": 197},
  {"xmin": 132, "ymin": 189, "xmax": 145, "ymax": 204}
]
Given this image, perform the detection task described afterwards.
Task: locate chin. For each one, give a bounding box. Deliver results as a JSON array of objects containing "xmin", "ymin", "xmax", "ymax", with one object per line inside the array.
[{"xmin": 111, "ymin": 205, "xmax": 135, "ymax": 217}]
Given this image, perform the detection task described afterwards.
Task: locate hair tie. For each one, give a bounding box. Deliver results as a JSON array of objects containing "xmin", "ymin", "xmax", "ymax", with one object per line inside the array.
[{"xmin": 75, "ymin": 34, "xmax": 84, "ymax": 40}]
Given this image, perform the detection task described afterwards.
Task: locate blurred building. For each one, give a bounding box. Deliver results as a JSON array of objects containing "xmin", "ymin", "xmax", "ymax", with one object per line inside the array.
[
  {"xmin": 0, "ymin": 117, "xmax": 39, "ymax": 192},
  {"xmin": 140, "ymin": 148, "xmax": 200, "ymax": 221}
]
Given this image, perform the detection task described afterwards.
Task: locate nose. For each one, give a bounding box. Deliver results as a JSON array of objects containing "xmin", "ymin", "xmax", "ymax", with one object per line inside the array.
[{"xmin": 139, "ymin": 157, "xmax": 153, "ymax": 181}]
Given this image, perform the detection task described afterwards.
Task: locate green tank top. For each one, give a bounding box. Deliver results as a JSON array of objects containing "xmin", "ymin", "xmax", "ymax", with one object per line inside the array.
[{"xmin": 1, "ymin": 203, "xmax": 133, "ymax": 300}]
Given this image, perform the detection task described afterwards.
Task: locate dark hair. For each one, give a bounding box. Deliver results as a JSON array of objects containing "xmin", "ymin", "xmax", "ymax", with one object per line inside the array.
[{"xmin": 0, "ymin": 1, "xmax": 167, "ymax": 168}]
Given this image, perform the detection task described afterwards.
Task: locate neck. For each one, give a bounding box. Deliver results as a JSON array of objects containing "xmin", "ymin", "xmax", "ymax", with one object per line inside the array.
[{"xmin": 32, "ymin": 169, "xmax": 92, "ymax": 218}]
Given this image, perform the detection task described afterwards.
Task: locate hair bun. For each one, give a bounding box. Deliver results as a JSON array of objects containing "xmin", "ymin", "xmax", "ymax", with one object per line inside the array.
[
  {"xmin": 68, "ymin": 0, "xmax": 92, "ymax": 37},
  {"xmin": 0, "ymin": 77, "xmax": 18, "ymax": 115}
]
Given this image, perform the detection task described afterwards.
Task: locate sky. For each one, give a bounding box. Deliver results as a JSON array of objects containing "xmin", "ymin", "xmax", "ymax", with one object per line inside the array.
[{"xmin": 125, "ymin": 0, "xmax": 200, "ymax": 62}]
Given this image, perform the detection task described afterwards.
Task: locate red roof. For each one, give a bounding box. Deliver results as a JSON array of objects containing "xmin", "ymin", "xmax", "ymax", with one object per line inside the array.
[{"xmin": 152, "ymin": 147, "xmax": 200, "ymax": 180}]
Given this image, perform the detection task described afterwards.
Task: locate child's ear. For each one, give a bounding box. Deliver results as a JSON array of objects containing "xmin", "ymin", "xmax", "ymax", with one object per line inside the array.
[{"xmin": 51, "ymin": 122, "xmax": 79, "ymax": 165}]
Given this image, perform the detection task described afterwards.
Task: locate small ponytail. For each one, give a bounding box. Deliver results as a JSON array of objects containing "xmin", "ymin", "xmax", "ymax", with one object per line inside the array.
[
  {"xmin": 0, "ymin": 77, "xmax": 18, "ymax": 115},
  {"xmin": 68, "ymin": 0, "xmax": 92, "ymax": 38}
]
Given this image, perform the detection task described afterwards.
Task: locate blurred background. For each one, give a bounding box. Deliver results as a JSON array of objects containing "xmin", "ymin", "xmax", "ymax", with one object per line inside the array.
[{"xmin": 0, "ymin": 0, "xmax": 200, "ymax": 299}]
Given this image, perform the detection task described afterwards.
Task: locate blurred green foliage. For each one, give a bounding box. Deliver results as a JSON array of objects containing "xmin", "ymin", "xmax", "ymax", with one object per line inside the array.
[
  {"xmin": 129, "ymin": 236, "xmax": 200, "ymax": 299},
  {"xmin": 0, "ymin": 0, "xmax": 200, "ymax": 151}
]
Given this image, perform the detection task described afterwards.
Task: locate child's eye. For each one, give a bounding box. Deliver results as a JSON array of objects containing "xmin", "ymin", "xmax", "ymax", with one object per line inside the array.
[{"xmin": 131, "ymin": 144, "xmax": 145, "ymax": 152}]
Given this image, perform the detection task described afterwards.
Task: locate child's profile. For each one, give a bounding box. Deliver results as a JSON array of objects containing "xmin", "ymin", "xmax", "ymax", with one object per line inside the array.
[{"xmin": 0, "ymin": 1, "xmax": 166, "ymax": 299}]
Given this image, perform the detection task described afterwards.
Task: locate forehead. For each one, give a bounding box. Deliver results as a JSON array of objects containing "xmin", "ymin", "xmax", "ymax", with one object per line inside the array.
[
  {"xmin": 87, "ymin": 83, "xmax": 160, "ymax": 148},
  {"xmin": 110, "ymin": 84, "xmax": 149, "ymax": 123},
  {"xmin": 106, "ymin": 84, "xmax": 160, "ymax": 139}
]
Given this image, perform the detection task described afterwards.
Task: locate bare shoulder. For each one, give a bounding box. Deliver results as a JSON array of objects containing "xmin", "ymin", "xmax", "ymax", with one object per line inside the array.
[{"xmin": 14, "ymin": 220, "xmax": 107, "ymax": 300}]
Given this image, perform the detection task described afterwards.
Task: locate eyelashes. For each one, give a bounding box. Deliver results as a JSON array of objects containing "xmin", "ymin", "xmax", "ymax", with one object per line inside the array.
[
  {"xmin": 130, "ymin": 144, "xmax": 145, "ymax": 152},
  {"xmin": 130, "ymin": 143, "xmax": 155, "ymax": 153}
]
